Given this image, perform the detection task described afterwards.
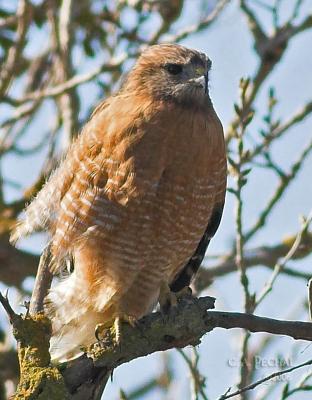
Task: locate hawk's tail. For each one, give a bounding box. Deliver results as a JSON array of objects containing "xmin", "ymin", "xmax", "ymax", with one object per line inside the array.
[
  {"xmin": 45, "ymin": 270, "xmax": 114, "ymax": 363},
  {"xmin": 9, "ymin": 155, "xmax": 75, "ymax": 245},
  {"xmin": 9, "ymin": 176, "xmax": 62, "ymax": 244}
]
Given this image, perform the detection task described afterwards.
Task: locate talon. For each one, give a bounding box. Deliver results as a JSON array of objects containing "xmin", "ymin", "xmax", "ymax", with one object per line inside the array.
[
  {"xmin": 95, "ymin": 322, "xmax": 109, "ymax": 342},
  {"xmin": 95, "ymin": 323, "xmax": 103, "ymax": 342},
  {"xmin": 124, "ymin": 315, "xmax": 138, "ymax": 328},
  {"xmin": 159, "ymin": 281, "xmax": 178, "ymax": 313},
  {"xmin": 113, "ymin": 317, "xmax": 122, "ymax": 346},
  {"xmin": 176, "ymin": 286, "xmax": 193, "ymax": 300},
  {"xmin": 112, "ymin": 314, "xmax": 138, "ymax": 347}
]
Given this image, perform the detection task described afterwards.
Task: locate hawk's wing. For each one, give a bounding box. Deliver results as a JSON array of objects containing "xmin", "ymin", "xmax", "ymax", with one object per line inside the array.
[
  {"xmin": 169, "ymin": 125, "xmax": 227, "ymax": 293},
  {"xmin": 170, "ymin": 202, "xmax": 224, "ymax": 292},
  {"xmin": 42, "ymin": 95, "xmax": 171, "ymax": 270},
  {"xmin": 9, "ymin": 100, "xmax": 112, "ymax": 245}
]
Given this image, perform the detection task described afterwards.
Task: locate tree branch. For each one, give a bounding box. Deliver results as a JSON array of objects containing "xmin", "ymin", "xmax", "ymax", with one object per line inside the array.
[
  {"xmin": 58, "ymin": 296, "xmax": 312, "ymax": 399},
  {"xmin": 0, "ymin": 0, "xmax": 31, "ymax": 97},
  {"xmin": 29, "ymin": 242, "xmax": 52, "ymax": 315},
  {"xmin": 195, "ymin": 230, "xmax": 312, "ymax": 292},
  {"xmin": 11, "ymin": 55, "xmax": 127, "ymax": 105},
  {"xmin": 164, "ymin": 0, "xmax": 230, "ymax": 43},
  {"xmin": 2, "ymin": 292, "xmax": 312, "ymax": 399}
]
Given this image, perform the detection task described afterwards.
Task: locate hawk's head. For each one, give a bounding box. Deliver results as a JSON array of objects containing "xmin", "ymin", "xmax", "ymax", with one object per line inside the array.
[{"xmin": 123, "ymin": 44, "xmax": 212, "ymax": 107}]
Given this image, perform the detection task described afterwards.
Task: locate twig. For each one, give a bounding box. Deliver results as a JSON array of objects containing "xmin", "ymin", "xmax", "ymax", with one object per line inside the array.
[
  {"xmin": 291, "ymin": 0, "xmax": 305, "ymax": 21},
  {"xmin": 0, "ymin": 291, "xmax": 17, "ymax": 321},
  {"xmin": 0, "ymin": 0, "xmax": 31, "ymax": 97},
  {"xmin": 230, "ymin": 78, "xmax": 255, "ymax": 397},
  {"xmin": 53, "ymin": 0, "xmax": 79, "ymax": 144},
  {"xmin": 256, "ymin": 211, "xmax": 312, "ymax": 305},
  {"xmin": 245, "ymin": 137, "xmax": 312, "ymax": 242},
  {"xmin": 11, "ymin": 54, "xmax": 127, "ymax": 104},
  {"xmin": 248, "ymin": 100, "xmax": 312, "ymax": 164},
  {"xmin": 218, "ymin": 358, "xmax": 312, "ymax": 399},
  {"xmin": 164, "ymin": 0, "xmax": 230, "ymax": 43},
  {"xmin": 119, "ymin": 353, "xmax": 173, "ymax": 399},
  {"xmin": 0, "ymin": 100, "xmax": 42, "ymax": 130},
  {"xmin": 178, "ymin": 348, "xmax": 208, "ymax": 400},
  {"xmin": 0, "ymin": 14, "xmax": 18, "ymax": 29},
  {"xmin": 281, "ymin": 369, "xmax": 312, "ymax": 398},
  {"xmin": 195, "ymin": 235, "xmax": 312, "ymax": 291},
  {"xmin": 29, "ymin": 242, "xmax": 53, "ymax": 315},
  {"xmin": 226, "ymin": 1, "xmax": 312, "ymax": 143}
]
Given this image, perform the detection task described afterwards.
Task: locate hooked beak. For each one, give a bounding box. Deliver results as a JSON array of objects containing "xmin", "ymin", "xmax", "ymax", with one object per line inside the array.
[
  {"xmin": 193, "ymin": 71, "xmax": 208, "ymax": 95},
  {"xmin": 204, "ymin": 71, "xmax": 208, "ymax": 94},
  {"xmin": 194, "ymin": 66, "xmax": 208, "ymax": 95}
]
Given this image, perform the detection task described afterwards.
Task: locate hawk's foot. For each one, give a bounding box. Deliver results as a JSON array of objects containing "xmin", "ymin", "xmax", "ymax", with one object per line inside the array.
[
  {"xmin": 159, "ymin": 282, "xmax": 178, "ymax": 313},
  {"xmin": 95, "ymin": 321, "xmax": 112, "ymax": 344},
  {"xmin": 159, "ymin": 283, "xmax": 194, "ymax": 313},
  {"xmin": 175, "ymin": 286, "xmax": 193, "ymax": 300},
  {"xmin": 95, "ymin": 314, "xmax": 138, "ymax": 348},
  {"xmin": 114, "ymin": 315, "xmax": 136, "ymax": 343}
]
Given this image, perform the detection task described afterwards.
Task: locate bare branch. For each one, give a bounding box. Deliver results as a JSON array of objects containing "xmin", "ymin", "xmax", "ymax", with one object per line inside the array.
[
  {"xmin": 218, "ymin": 358, "xmax": 312, "ymax": 400},
  {"xmin": 249, "ymin": 100, "xmax": 312, "ymax": 162},
  {"xmin": 0, "ymin": 291, "xmax": 16, "ymax": 321},
  {"xmin": 245, "ymin": 137, "xmax": 312, "ymax": 242},
  {"xmin": 10, "ymin": 54, "xmax": 127, "ymax": 105},
  {"xmin": 0, "ymin": 100, "xmax": 42, "ymax": 130},
  {"xmin": 195, "ymin": 229, "xmax": 312, "ymax": 292},
  {"xmin": 164, "ymin": 0, "xmax": 230, "ymax": 43},
  {"xmin": 29, "ymin": 242, "xmax": 52, "ymax": 315},
  {"xmin": 52, "ymin": 0, "xmax": 79, "ymax": 144},
  {"xmin": 256, "ymin": 211, "xmax": 312, "ymax": 305},
  {"xmin": 59, "ymin": 296, "xmax": 312, "ymax": 398},
  {"xmin": 0, "ymin": 14, "xmax": 18, "ymax": 29},
  {"xmin": 0, "ymin": 0, "xmax": 31, "ymax": 97},
  {"xmin": 226, "ymin": 2, "xmax": 312, "ymax": 143}
]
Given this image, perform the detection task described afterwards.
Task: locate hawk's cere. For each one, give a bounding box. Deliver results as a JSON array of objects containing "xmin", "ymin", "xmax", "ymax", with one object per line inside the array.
[{"xmin": 11, "ymin": 44, "xmax": 227, "ymax": 362}]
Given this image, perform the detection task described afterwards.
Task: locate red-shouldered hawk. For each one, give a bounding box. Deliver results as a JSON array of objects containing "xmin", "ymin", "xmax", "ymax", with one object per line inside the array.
[{"xmin": 11, "ymin": 44, "xmax": 227, "ymax": 362}]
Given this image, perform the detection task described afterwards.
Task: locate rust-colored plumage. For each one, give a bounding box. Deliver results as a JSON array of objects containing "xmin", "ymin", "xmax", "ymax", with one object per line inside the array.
[{"xmin": 11, "ymin": 44, "xmax": 227, "ymax": 361}]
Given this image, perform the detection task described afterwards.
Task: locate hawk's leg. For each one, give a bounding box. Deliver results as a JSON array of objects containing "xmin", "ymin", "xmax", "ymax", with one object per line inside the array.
[
  {"xmin": 175, "ymin": 286, "xmax": 192, "ymax": 297},
  {"xmin": 95, "ymin": 321, "xmax": 112, "ymax": 344},
  {"xmin": 159, "ymin": 281, "xmax": 178, "ymax": 313},
  {"xmin": 95, "ymin": 314, "xmax": 138, "ymax": 347},
  {"xmin": 113, "ymin": 315, "xmax": 138, "ymax": 345},
  {"xmin": 159, "ymin": 282, "xmax": 193, "ymax": 313}
]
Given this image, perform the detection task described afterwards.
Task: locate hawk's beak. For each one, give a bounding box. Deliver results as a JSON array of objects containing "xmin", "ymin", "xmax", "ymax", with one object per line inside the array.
[
  {"xmin": 204, "ymin": 71, "xmax": 208, "ymax": 94},
  {"xmin": 194, "ymin": 66, "xmax": 208, "ymax": 95}
]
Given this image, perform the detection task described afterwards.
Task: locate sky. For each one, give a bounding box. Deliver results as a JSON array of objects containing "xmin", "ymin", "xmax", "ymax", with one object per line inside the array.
[{"xmin": 1, "ymin": 0, "xmax": 312, "ymax": 399}]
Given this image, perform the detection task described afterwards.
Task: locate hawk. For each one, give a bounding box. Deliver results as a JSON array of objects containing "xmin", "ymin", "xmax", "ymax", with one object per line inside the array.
[{"xmin": 11, "ymin": 44, "xmax": 227, "ymax": 362}]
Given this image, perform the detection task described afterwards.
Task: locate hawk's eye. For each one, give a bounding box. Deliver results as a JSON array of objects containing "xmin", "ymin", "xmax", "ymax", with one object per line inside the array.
[{"xmin": 165, "ymin": 63, "xmax": 183, "ymax": 75}]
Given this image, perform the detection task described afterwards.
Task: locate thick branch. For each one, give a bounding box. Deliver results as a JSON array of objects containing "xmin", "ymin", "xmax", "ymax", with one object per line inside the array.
[
  {"xmin": 61, "ymin": 296, "xmax": 312, "ymax": 398},
  {"xmin": 205, "ymin": 311, "xmax": 312, "ymax": 341},
  {"xmin": 2, "ymin": 295, "xmax": 312, "ymax": 399}
]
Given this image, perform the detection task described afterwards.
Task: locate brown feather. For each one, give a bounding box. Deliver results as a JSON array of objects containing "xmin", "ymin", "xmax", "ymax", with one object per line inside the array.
[{"xmin": 10, "ymin": 44, "xmax": 227, "ymax": 361}]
